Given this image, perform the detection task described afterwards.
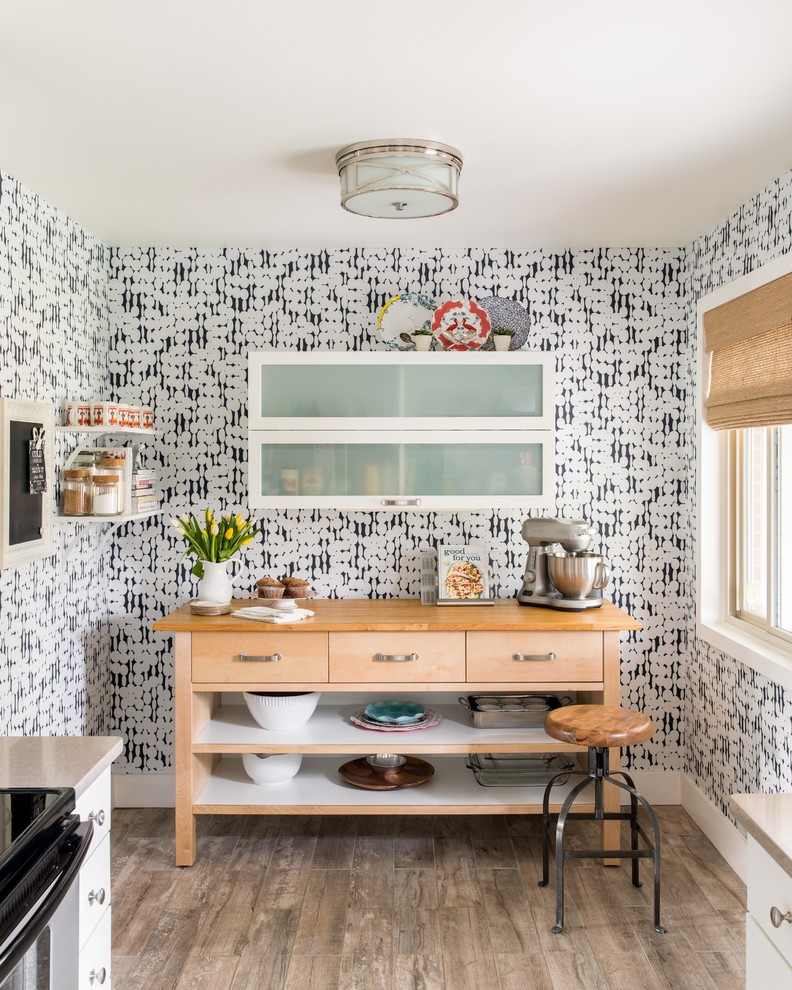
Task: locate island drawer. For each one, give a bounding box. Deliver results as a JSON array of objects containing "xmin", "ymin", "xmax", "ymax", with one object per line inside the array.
[
  {"xmin": 329, "ymin": 632, "xmax": 465, "ymax": 682},
  {"xmin": 466, "ymin": 632, "xmax": 603, "ymax": 682},
  {"xmin": 192, "ymin": 632, "xmax": 329, "ymax": 682}
]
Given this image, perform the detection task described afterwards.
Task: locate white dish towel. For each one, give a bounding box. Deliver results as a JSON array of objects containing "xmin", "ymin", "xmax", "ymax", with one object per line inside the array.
[{"xmin": 231, "ymin": 606, "xmax": 315, "ymax": 624}]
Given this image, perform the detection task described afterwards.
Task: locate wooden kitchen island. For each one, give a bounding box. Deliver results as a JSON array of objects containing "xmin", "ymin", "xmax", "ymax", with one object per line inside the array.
[{"xmin": 153, "ymin": 598, "xmax": 641, "ymax": 866}]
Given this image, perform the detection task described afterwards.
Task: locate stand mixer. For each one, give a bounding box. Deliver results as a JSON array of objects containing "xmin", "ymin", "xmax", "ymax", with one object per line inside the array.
[{"xmin": 517, "ymin": 518, "xmax": 610, "ymax": 611}]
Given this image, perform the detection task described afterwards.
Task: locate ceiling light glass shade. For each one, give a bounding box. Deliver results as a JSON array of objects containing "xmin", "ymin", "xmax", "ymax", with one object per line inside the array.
[{"xmin": 335, "ymin": 140, "xmax": 463, "ymax": 219}]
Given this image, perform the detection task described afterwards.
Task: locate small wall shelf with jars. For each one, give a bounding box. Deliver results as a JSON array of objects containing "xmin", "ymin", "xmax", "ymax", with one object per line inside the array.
[{"xmin": 55, "ymin": 426, "xmax": 162, "ymax": 525}]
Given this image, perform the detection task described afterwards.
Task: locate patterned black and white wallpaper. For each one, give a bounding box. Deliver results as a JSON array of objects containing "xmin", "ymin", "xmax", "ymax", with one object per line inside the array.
[
  {"xmin": 0, "ymin": 171, "xmax": 113, "ymax": 736},
  {"xmin": 4, "ymin": 159, "xmax": 792, "ymax": 826},
  {"xmin": 106, "ymin": 246, "xmax": 689, "ymax": 773},
  {"xmin": 686, "ymin": 169, "xmax": 792, "ymax": 815}
]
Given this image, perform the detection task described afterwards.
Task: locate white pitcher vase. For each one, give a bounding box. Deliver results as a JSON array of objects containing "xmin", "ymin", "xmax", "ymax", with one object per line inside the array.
[{"xmin": 196, "ymin": 560, "xmax": 234, "ymax": 603}]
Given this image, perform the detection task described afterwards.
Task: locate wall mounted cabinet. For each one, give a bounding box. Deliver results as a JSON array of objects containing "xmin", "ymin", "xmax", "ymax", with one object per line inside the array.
[{"xmin": 248, "ymin": 350, "xmax": 555, "ymax": 510}]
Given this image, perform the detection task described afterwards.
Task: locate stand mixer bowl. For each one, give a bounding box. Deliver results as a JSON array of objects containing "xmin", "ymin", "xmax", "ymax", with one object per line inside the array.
[{"xmin": 546, "ymin": 552, "xmax": 610, "ymax": 600}]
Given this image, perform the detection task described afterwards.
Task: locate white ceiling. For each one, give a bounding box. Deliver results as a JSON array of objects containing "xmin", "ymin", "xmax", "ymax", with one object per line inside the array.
[{"xmin": 2, "ymin": 0, "xmax": 792, "ymax": 250}]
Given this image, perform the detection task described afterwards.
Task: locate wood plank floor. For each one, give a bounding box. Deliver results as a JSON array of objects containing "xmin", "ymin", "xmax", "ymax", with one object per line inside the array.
[{"xmin": 111, "ymin": 807, "xmax": 746, "ymax": 990}]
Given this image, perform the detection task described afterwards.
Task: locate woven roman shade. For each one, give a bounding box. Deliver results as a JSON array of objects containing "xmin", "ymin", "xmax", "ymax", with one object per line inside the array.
[{"xmin": 703, "ymin": 270, "xmax": 792, "ymax": 430}]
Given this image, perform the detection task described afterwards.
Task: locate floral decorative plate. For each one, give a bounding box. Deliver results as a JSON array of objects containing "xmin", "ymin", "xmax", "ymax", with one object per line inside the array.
[
  {"xmin": 431, "ymin": 299, "xmax": 491, "ymax": 350},
  {"xmin": 476, "ymin": 297, "xmax": 531, "ymax": 350},
  {"xmin": 377, "ymin": 293, "xmax": 437, "ymax": 349}
]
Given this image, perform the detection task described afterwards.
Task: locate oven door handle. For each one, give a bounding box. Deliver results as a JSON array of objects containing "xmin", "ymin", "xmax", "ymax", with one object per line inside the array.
[{"xmin": 0, "ymin": 820, "xmax": 94, "ymax": 984}]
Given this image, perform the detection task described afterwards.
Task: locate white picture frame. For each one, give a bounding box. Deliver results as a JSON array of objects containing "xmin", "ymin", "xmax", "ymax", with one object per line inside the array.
[{"xmin": 0, "ymin": 397, "xmax": 54, "ymax": 568}]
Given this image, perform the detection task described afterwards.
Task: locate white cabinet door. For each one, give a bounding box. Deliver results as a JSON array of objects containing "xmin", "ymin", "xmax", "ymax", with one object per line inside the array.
[
  {"xmin": 248, "ymin": 429, "xmax": 554, "ymax": 510},
  {"xmin": 747, "ymin": 914, "xmax": 792, "ymax": 986},
  {"xmin": 249, "ymin": 350, "xmax": 554, "ymax": 430}
]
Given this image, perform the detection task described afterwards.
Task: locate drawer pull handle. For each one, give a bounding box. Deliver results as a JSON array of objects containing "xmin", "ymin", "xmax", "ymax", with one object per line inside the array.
[
  {"xmin": 89, "ymin": 809, "xmax": 106, "ymax": 827},
  {"xmin": 89, "ymin": 968, "xmax": 107, "ymax": 986},
  {"xmin": 374, "ymin": 652, "xmax": 419, "ymax": 662},
  {"xmin": 381, "ymin": 498, "xmax": 422, "ymax": 506},
  {"xmin": 770, "ymin": 905, "xmax": 792, "ymax": 927},
  {"xmin": 88, "ymin": 887, "xmax": 106, "ymax": 906},
  {"xmin": 512, "ymin": 652, "xmax": 557, "ymax": 662},
  {"xmin": 239, "ymin": 652, "xmax": 282, "ymax": 663}
]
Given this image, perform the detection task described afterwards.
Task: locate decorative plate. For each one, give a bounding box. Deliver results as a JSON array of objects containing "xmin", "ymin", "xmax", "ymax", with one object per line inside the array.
[
  {"xmin": 338, "ymin": 755, "xmax": 435, "ymax": 790},
  {"xmin": 476, "ymin": 297, "xmax": 531, "ymax": 350},
  {"xmin": 364, "ymin": 700, "xmax": 426, "ymax": 723},
  {"xmin": 431, "ymin": 299, "xmax": 491, "ymax": 350},
  {"xmin": 377, "ymin": 293, "xmax": 437, "ymax": 350},
  {"xmin": 349, "ymin": 709, "xmax": 442, "ymax": 732}
]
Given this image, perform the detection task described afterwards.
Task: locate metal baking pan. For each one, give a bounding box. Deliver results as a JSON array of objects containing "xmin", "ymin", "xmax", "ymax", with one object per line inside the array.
[
  {"xmin": 458, "ymin": 693, "xmax": 571, "ymax": 728},
  {"xmin": 465, "ymin": 752, "xmax": 576, "ymax": 786}
]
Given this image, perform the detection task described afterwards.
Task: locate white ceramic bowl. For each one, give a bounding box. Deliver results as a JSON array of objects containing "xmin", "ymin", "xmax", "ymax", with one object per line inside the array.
[
  {"xmin": 243, "ymin": 691, "xmax": 321, "ymax": 730},
  {"xmin": 242, "ymin": 752, "xmax": 302, "ymax": 785}
]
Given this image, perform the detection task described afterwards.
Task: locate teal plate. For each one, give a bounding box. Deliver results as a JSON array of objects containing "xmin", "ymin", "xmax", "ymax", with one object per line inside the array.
[{"xmin": 363, "ymin": 701, "xmax": 427, "ymax": 724}]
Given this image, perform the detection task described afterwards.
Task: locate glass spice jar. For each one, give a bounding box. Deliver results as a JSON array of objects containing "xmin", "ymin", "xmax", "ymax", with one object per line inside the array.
[
  {"xmin": 91, "ymin": 475, "xmax": 121, "ymax": 516},
  {"xmin": 62, "ymin": 469, "xmax": 92, "ymax": 515}
]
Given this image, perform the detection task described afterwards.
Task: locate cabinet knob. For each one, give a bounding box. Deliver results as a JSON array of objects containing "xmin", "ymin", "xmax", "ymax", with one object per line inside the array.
[
  {"xmin": 89, "ymin": 967, "xmax": 107, "ymax": 985},
  {"xmin": 374, "ymin": 652, "xmax": 419, "ymax": 662},
  {"xmin": 770, "ymin": 905, "xmax": 792, "ymax": 928},
  {"xmin": 381, "ymin": 498, "xmax": 422, "ymax": 506},
  {"xmin": 89, "ymin": 809, "xmax": 106, "ymax": 827},
  {"xmin": 512, "ymin": 652, "xmax": 557, "ymax": 662},
  {"xmin": 88, "ymin": 887, "xmax": 106, "ymax": 906},
  {"xmin": 239, "ymin": 652, "xmax": 282, "ymax": 663}
]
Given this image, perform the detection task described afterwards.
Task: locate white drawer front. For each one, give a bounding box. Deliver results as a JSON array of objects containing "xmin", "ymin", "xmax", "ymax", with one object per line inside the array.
[
  {"xmin": 76, "ymin": 772, "xmax": 111, "ymax": 850},
  {"xmin": 748, "ymin": 837, "xmax": 792, "ymax": 965},
  {"xmin": 78, "ymin": 834, "xmax": 110, "ymax": 948},
  {"xmin": 747, "ymin": 913, "xmax": 792, "ymax": 986},
  {"xmin": 79, "ymin": 906, "xmax": 112, "ymax": 990}
]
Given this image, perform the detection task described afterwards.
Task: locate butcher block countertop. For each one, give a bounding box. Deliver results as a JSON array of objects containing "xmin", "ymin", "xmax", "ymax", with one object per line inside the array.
[
  {"xmin": 153, "ymin": 598, "xmax": 642, "ymax": 633},
  {"xmin": 0, "ymin": 736, "xmax": 123, "ymax": 796}
]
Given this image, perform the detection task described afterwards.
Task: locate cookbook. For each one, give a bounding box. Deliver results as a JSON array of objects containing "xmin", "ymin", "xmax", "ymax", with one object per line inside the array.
[{"xmin": 437, "ymin": 544, "xmax": 490, "ymax": 601}]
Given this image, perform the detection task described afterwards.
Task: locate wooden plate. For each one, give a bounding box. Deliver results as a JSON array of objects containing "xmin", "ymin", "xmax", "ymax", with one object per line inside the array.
[{"xmin": 337, "ymin": 756, "xmax": 435, "ymax": 790}]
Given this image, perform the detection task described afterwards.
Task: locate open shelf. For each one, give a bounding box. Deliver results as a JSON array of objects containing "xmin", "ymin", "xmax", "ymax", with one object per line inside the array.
[
  {"xmin": 55, "ymin": 509, "xmax": 162, "ymax": 525},
  {"xmin": 55, "ymin": 426, "xmax": 158, "ymax": 437},
  {"xmin": 194, "ymin": 754, "xmax": 591, "ymax": 814},
  {"xmin": 193, "ymin": 703, "xmax": 586, "ymax": 755}
]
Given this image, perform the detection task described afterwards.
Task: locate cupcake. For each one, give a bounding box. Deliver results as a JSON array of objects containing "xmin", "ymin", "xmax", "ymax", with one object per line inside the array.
[
  {"xmin": 256, "ymin": 576, "xmax": 285, "ymax": 599},
  {"xmin": 279, "ymin": 577, "xmax": 313, "ymax": 599}
]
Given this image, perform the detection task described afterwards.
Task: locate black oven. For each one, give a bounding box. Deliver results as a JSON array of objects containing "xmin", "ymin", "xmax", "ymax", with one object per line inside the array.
[{"xmin": 0, "ymin": 788, "xmax": 93, "ymax": 989}]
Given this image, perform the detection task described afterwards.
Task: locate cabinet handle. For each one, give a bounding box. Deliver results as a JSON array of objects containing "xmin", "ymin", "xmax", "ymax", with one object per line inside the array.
[
  {"xmin": 381, "ymin": 498, "xmax": 422, "ymax": 506},
  {"xmin": 238, "ymin": 652, "xmax": 282, "ymax": 663},
  {"xmin": 89, "ymin": 809, "xmax": 106, "ymax": 827},
  {"xmin": 512, "ymin": 652, "xmax": 557, "ymax": 662},
  {"xmin": 770, "ymin": 905, "xmax": 792, "ymax": 927},
  {"xmin": 374, "ymin": 652, "xmax": 419, "ymax": 662},
  {"xmin": 88, "ymin": 887, "xmax": 106, "ymax": 906},
  {"xmin": 89, "ymin": 968, "xmax": 107, "ymax": 985}
]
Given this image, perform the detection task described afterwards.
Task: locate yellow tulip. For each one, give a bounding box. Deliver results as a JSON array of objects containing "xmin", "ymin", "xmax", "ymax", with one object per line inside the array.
[
  {"xmin": 225, "ymin": 527, "xmax": 234, "ymax": 539},
  {"xmin": 201, "ymin": 528, "xmax": 207, "ymax": 537},
  {"xmin": 241, "ymin": 537, "xmax": 253, "ymax": 544},
  {"xmin": 235, "ymin": 514, "xmax": 245, "ymax": 526}
]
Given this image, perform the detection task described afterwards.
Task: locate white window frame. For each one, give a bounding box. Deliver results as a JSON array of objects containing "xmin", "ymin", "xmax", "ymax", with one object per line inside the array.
[{"xmin": 697, "ymin": 253, "xmax": 792, "ymax": 690}]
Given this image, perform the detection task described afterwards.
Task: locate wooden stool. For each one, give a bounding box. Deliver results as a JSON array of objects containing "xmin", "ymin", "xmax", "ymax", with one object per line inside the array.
[{"xmin": 538, "ymin": 704, "xmax": 666, "ymax": 934}]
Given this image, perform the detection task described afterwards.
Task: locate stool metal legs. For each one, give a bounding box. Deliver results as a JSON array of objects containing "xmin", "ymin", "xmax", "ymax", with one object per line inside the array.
[{"xmin": 538, "ymin": 747, "xmax": 667, "ymax": 935}]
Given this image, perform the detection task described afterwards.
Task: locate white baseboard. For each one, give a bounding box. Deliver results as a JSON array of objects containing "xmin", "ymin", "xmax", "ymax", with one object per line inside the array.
[
  {"xmin": 113, "ymin": 771, "xmax": 174, "ymax": 809},
  {"xmin": 680, "ymin": 774, "xmax": 747, "ymax": 882}
]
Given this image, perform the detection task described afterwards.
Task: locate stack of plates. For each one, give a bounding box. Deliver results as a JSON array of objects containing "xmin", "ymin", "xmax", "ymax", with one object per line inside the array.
[
  {"xmin": 189, "ymin": 600, "xmax": 232, "ymax": 616},
  {"xmin": 466, "ymin": 752, "xmax": 576, "ymax": 787},
  {"xmin": 349, "ymin": 701, "xmax": 442, "ymax": 733}
]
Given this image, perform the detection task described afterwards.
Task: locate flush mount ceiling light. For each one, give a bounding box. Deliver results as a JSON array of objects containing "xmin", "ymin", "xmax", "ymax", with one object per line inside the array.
[{"xmin": 335, "ymin": 139, "xmax": 463, "ymax": 219}]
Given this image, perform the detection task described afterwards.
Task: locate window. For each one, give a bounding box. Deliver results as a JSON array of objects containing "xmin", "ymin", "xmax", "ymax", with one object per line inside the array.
[
  {"xmin": 732, "ymin": 425, "xmax": 792, "ymax": 645},
  {"xmin": 697, "ymin": 254, "xmax": 792, "ymax": 688}
]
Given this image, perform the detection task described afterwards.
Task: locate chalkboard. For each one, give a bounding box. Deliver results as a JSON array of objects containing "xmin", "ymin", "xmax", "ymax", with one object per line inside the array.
[
  {"xmin": 1, "ymin": 398, "xmax": 54, "ymax": 568},
  {"xmin": 9, "ymin": 420, "xmax": 44, "ymax": 546}
]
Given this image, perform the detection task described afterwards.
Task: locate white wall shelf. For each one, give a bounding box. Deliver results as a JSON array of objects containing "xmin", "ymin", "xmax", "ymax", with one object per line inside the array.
[
  {"xmin": 56, "ymin": 426, "xmax": 158, "ymax": 438},
  {"xmin": 55, "ymin": 509, "xmax": 162, "ymax": 525}
]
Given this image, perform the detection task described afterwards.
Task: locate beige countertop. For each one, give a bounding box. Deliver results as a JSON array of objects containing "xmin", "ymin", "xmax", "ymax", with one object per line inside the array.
[
  {"xmin": 0, "ymin": 736, "xmax": 123, "ymax": 796},
  {"xmin": 732, "ymin": 793, "xmax": 792, "ymax": 877}
]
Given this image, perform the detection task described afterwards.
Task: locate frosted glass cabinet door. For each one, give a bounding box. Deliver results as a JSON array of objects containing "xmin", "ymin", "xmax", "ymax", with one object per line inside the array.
[
  {"xmin": 249, "ymin": 351, "xmax": 554, "ymax": 430},
  {"xmin": 248, "ymin": 431, "xmax": 554, "ymax": 510}
]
